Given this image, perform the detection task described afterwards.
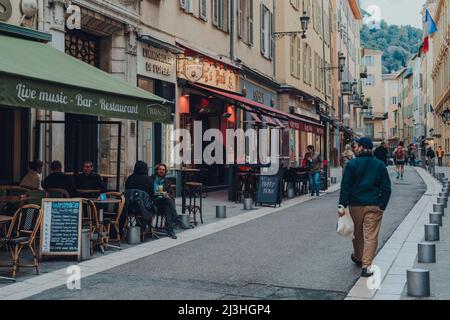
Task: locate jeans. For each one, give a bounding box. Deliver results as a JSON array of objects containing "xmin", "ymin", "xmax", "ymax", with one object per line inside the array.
[
  {"xmin": 309, "ymin": 172, "xmax": 321, "ymax": 194},
  {"xmin": 153, "ymin": 197, "xmax": 179, "ymax": 232}
]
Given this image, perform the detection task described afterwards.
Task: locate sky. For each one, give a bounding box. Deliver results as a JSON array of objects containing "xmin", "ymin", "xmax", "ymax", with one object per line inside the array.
[{"xmin": 359, "ymin": 0, "xmax": 425, "ymax": 28}]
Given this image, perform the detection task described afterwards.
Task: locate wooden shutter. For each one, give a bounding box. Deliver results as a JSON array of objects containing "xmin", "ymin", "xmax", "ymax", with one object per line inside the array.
[
  {"xmin": 290, "ymin": 36, "xmax": 295, "ymax": 76},
  {"xmin": 296, "ymin": 37, "xmax": 301, "ymax": 78},
  {"xmin": 248, "ymin": 0, "xmax": 254, "ymax": 45},
  {"xmin": 200, "ymin": 0, "xmax": 207, "ymax": 20},
  {"xmin": 260, "ymin": 2, "xmax": 265, "ymax": 55},
  {"xmin": 270, "ymin": 10, "xmax": 274, "ymax": 60},
  {"xmin": 237, "ymin": 0, "xmax": 242, "ymax": 38},
  {"xmin": 212, "ymin": 0, "xmax": 219, "ymax": 26}
]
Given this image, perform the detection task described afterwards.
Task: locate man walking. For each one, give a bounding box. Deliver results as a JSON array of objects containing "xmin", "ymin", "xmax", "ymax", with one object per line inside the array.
[
  {"xmin": 338, "ymin": 137, "xmax": 391, "ymax": 277},
  {"xmin": 427, "ymin": 146, "xmax": 436, "ymax": 175},
  {"xmin": 437, "ymin": 146, "xmax": 445, "ymax": 167},
  {"xmin": 305, "ymin": 145, "xmax": 322, "ymax": 196},
  {"xmin": 374, "ymin": 142, "xmax": 388, "ymax": 166},
  {"xmin": 393, "ymin": 142, "xmax": 407, "ymax": 179}
]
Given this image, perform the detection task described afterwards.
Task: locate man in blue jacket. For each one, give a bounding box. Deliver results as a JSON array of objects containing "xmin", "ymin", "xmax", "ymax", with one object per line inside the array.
[{"xmin": 338, "ymin": 137, "xmax": 392, "ymax": 277}]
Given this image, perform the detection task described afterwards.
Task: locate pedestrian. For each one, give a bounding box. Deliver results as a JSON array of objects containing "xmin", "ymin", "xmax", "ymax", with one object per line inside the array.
[
  {"xmin": 437, "ymin": 146, "xmax": 445, "ymax": 167},
  {"xmin": 20, "ymin": 159, "xmax": 44, "ymax": 190},
  {"xmin": 304, "ymin": 145, "xmax": 322, "ymax": 196},
  {"xmin": 374, "ymin": 142, "xmax": 388, "ymax": 166},
  {"xmin": 408, "ymin": 144, "xmax": 416, "ymax": 167},
  {"xmin": 74, "ymin": 161, "xmax": 106, "ymax": 196},
  {"xmin": 341, "ymin": 144, "xmax": 355, "ymax": 172},
  {"xmin": 338, "ymin": 137, "xmax": 391, "ymax": 277},
  {"xmin": 393, "ymin": 142, "xmax": 407, "ymax": 180},
  {"xmin": 426, "ymin": 146, "xmax": 436, "ymax": 175},
  {"xmin": 41, "ymin": 160, "xmax": 76, "ymax": 196}
]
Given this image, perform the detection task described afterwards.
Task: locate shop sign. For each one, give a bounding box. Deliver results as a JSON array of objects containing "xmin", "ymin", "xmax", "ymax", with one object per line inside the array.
[
  {"xmin": 0, "ymin": 74, "xmax": 172, "ymax": 123},
  {"xmin": 241, "ymin": 79, "xmax": 277, "ymax": 108},
  {"xmin": 138, "ymin": 43, "xmax": 176, "ymax": 83},
  {"xmin": 177, "ymin": 56, "xmax": 238, "ymax": 92},
  {"xmin": 289, "ymin": 121, "xmax": 324, "ymax": 135}
]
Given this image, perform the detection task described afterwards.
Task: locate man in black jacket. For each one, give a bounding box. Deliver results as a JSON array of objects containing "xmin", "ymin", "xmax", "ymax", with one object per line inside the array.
[
  {"xmin": 74, "ymin": 161, "xmax": 106, "ymax": 195},
  {"xmin": 374, "ymin": 142, "xmax": 388, "ymax": 166},
  {"xmin": 42, "ymin": 160, "xmax": 76, "ymax": 196},
  {"xmin": 338, "ymin": 137, "xmax": 391, "ymax": 278}
]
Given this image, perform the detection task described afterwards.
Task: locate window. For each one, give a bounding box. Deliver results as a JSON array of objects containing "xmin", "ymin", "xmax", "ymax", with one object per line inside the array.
[
  {"xmin": 213, "ymin": 0, "xmax": 229, "ymax": 32},
  {"xmin": 180, "ymin": 0, "xmax": 194, "ymax": 14},
  {"xmin": 391, "ymin": 96, "xmax": 397, "ymax": 105},
  {"xmin": 364, "ymin": 56, "xmax": 374, "ymax": 66},
  {"xmin": 290, "ymin": 36, "xmax": 301, "ymax": 78},
  {"xmin": 291, "ymin": 0, "xmax": 300, "ymax": 10},
  {"xmin": 199, "ymin": 0, "xmax": 207, "ymax": 21},
  {"xmin": 290, "ymin": 36, "xmax": 296, "ymax": 77},
  {"xmin": 303, "ymin": 42, "xmax": 312, "ymax": 85},
  {"xmin": 248, "ymin": 0, "xmax": 254, "ymax": 45},
  {"xmin": 296, "ymin": 37, "xmax": 301, "ymax": 78},
  {"xmin": 314, "ymin": 52, "xmax": 320, "ymax": 89},
  {"xmin": 260, "ymin": 4, "xmax": 273, "ymax": 59},
  {"xmin": 363, "ymin": 74, "xmax": 375, "ymax": 86}
]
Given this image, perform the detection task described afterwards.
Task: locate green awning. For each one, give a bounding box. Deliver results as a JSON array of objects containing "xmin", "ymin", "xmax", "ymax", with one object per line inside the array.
[{"xmin": 0, "ymin": 34, "xmax": 172, "ymax": 123}]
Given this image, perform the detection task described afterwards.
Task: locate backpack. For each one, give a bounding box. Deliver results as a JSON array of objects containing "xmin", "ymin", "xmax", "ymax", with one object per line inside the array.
[{"xmin": 395, "ymin": 147, "xmax": 405, "ymax": 161}]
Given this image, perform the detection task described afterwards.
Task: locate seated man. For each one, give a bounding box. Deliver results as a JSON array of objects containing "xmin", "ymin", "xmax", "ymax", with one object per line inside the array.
[
  {"xmin": 150, "ymin": 164, "xmax": 190, "ymax": 236},
  {"xmin": 42, "ymin": 160, "xmax": 76, "ymax": 196},
  {"xmin": 74, "ymin": 161, "xmax": 106, "ymax": 197}
]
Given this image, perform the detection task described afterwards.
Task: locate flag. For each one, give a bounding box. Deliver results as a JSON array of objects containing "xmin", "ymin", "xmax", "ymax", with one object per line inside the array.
[{"xmin": 423, "ymin": 9, "xmax": 438, "ymax": 54}]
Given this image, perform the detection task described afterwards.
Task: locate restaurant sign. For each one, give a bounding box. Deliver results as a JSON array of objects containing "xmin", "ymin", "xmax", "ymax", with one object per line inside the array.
[
  {"xmin": 177, "ymin": 56, "xmax": 238, "ymax": 92},
  {"xmin": 138, "ymin": 43, "xmax": 176, "ymax": 83},
  {"xmin": 289, "ymin": 121, "xmax": 325, "ymax": 135},
  {"xmin": 0, "ymin": 74, "xmax": 172, "ymax": 123}
]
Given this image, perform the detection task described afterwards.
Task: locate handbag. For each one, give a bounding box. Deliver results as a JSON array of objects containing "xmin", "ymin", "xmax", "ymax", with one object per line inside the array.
[{"xmin": 336, "ymin": 207, "xmax": 354, "ymax": 239}]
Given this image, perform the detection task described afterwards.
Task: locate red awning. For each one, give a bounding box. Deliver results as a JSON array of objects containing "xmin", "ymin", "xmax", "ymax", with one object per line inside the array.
[{"xmin": 189, "ymin": 83, "xmax": 323, "ymax": 129}]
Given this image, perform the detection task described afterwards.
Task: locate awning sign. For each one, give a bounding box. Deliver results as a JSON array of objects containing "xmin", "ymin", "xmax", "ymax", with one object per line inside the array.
[{"xmin": 289, "ymin": 120, "xmax": 324, "ymax": 135}]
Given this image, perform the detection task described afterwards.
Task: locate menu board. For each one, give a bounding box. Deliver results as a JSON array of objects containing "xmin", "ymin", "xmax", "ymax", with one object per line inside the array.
[
  {"xmin": 256, "ymin": 175, "xmax": 281, "ymax": 208},
  {"xmin": 40, "ymin": 199, "xmax": 82, "ymax": 260}
]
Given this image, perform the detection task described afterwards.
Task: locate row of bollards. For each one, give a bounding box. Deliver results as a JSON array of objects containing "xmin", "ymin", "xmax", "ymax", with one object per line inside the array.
[{"xmin": 407, "ymin": 176, "xmax": 449, "ymax": 297}]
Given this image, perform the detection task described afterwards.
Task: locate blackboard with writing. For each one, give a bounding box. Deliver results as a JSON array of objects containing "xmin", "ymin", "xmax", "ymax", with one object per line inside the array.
[
  {"xmin": 256, "ymin": 175, "xmax": 281, "ymax": 207},
  {"xmin": 40, "ymin": 199, "xmax": 82, "ymax": 260}
]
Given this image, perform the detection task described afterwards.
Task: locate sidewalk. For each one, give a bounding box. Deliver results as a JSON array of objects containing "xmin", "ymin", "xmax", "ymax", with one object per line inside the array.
[
  {"xmin": 0, "ymin": 183, "xmax": 341, "ymax": 299},
  {"xmin": 346, "ymin": 167, "xmax": 443, "ymax": 300}
]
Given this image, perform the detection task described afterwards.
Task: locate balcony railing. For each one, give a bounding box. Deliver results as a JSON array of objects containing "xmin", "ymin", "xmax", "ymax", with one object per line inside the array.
[{"xmin": 362, "ymin": 112, "xmax": 388, "ymax": 121}]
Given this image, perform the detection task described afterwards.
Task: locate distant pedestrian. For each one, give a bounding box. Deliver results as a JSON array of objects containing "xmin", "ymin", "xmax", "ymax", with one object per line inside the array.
[
  {"xmin": 374, "ymin": 142, "xmax": 388, "ymax": 166},
  {"xmin": 393, "ymin": 142, "xmax": 407, "ymax": 180},
  {"xmin": 341, "ymin": 144, "xmax": 355, "ymax": 171},
  {"xmin": 304, "ymin": 145, "xmax": 322, "ymax": 197},
  {"xmin": 426, "ymin": 146, "xmax": 436, "ymax": 175},
  {"xmin": 20, "ymin": 159, "xmax": 44, "ymax": 190},
  {"xmin": 338, "ymin": 137, "xmax": 391, "ymax": 278},
  {"xmin": 437, "ymin": 146, "xmax": 445, "ymax": 167},
  {"xmin": 407, "ymin": 144, "xmax": 416, "ymax": 167}
]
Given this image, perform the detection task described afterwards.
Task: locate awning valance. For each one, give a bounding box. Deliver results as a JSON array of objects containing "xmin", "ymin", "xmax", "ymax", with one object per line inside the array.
[{"xmin": 0, "ymin": 34, "xmax": 172, "ymax": 123}]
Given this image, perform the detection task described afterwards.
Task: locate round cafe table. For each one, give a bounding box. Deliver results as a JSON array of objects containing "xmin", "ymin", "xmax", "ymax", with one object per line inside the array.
[{"xmin": 90, "ymin": 198, "xmax": 122, "ymax": 250}]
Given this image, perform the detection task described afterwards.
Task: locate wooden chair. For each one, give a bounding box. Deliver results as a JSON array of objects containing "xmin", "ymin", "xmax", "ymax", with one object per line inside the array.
[
  {"xmin": 45, "ymin": 188, "xmax": 70, "ymax": 199},
  {"xmin": 102, "ymin": 194, "xmax": 125, "ymax": 249},
  {"xmin": 0, "ymin": 205, "xmax": 42, "ymax": 278},
  {"xmin": 81, "ymin": 199, "xmax": 103, "ymax": 255}
]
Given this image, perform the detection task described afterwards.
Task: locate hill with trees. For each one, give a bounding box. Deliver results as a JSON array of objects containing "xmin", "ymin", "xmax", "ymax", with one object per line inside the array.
[{"xmin": 360, "ymin": 21, "xmax": 423, "ymax": 73}]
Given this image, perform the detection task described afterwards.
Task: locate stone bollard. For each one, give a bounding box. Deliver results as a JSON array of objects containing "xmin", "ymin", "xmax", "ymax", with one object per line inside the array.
[
  {"xmin": 433, "ymin": 203, "xmax": 445, "ymax": 216},
  {"xmin": 180, "ymin": 213, "xmax": 190, "ymax": 226},
  {"xmin": 407, "ymin": 269, "xmax": 430, "ymax": 297},
  {"xmin": 243, "ymin": 198, "xmax": 253, "ymax": 210},
  {"xmin": 127, "ymin": 226, "xmax": 141, "ymax": 244},
  {"xmin": 425, "ymin": 224, "xmax": 440, "ymax": 241},
  {"xmin": 429, "ymin": 212, "xmax": 443, "ymax": 226},
  {"xmin": 81, "ymin": 229, "xmax": 91, "ymax": 261},
  {"xmin": 287, "ymin": 188, "xmax": 295, "ymax": 198},
  {"xmin": 418, "ymin": 243, "xmax": 436, "ymax": 263},
  {"xmin": 216, "ymin": 206, "xmax": 227, "ymax": 219},
  {"xmin": 437, "ymin": 197, "xmax": 447, "ymax": 208}
]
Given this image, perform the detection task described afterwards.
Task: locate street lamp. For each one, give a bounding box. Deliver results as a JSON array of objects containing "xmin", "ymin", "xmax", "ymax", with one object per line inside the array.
[
  {"xmin": 273, "ymin": 11, "xmax": 310, "ymax": 40},
  {"xmin": 322, "ymin": 52, "xmax": 346, "ymax": 72},
  {"xmin": 441, "ymin": 107, "xmax": 450, "ymax": 124}
]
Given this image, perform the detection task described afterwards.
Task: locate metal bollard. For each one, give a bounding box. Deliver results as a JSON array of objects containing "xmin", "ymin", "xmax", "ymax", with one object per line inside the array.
[
  {"xmin": 127, "ymin": 226, "xmax": 141, "ymax": 244},
  {"xmin": 287, "ymin": 188, "xmax": 295, "ymax": 198},
  {"xmin": 437, "ymin": 197, "xmax": 447, "ymax": 208},
  {"xmin": 180, "ymin": 213, "xmax": 190, "ymax": 226},
  {"xmin": 438, "ymin": 173, "xmax": 445, "ymax": 182},
  {"xmin": 407, "ymin": 269, "xmax": 430, "ymax": 297},
  {"xmin": 425, "ymin": 224, "xmax": 440, "ymax": 241},
  {"xmin": 418, "ymin": 243, "xmax": 436, "ymax": 263},
  {"xmin": 216, "ymin": 206, "xmax": 227, "ymax": 218},
  {"xmin": 433, "ymin": 203, "xmax": 445, "ymax": 216},
  {"xmin": 443, "ymin": 188, "xmax": 450, "ymax": 196},
  {"xmin": 429, "ymin": 212, "xmax": 443, "ymax": 226},
  {"xmin": 243, "ymin": 198, "xmax": 253, "ymax": 210},
  {"xmin": 81, "ymin": 229, "xmax": 91, "ymax": 261}
]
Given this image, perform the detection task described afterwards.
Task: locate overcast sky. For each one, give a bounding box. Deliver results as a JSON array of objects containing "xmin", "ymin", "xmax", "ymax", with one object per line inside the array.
[{"xmin": 359, "ymin": 0, "xmax": 425, "ymax": 28}]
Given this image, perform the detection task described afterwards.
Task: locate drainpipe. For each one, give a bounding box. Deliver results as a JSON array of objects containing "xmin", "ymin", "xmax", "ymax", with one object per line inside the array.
[
  {"xmin": 230, "ymin": 0, "xmax": 235, "ymax": 61},
  {"xmin": 272, "ymin": 0, "xmax": 276, "ymax": 79}
]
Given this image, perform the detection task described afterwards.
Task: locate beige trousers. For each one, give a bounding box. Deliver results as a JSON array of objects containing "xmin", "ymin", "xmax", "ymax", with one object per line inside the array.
[{"xmin": 349, "ymin": 206, "xmax": 384, "ymax": 268}]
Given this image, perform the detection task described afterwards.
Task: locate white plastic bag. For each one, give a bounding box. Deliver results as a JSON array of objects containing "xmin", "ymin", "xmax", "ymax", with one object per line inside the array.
[{"xmin": 336, "ymin": 208, "xmax": 354, "ymax": 239}]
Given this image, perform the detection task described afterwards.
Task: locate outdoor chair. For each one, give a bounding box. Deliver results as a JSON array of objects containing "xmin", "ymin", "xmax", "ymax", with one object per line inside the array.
[
  {"xmin": 81, "ymin": 199, "xmax": 104, "ymax": 255},
  {"xmin": 45, "ymin": 188, "xmax": 70, "ymax": 199},
  {"xmin": 102, "ymin": 194, "xmax": 125, "ymax": 249},
  {"xmin": 0, "ymin": 204, "xmax": 42, "ymax": 279}
]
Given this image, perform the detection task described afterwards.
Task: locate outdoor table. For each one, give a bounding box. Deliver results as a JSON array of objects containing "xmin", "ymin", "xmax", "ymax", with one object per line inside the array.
[
  {"xmin": 0, "ymin": 215, "xmax": 15, "ymax": 282},
  {"xmin": 76, "ymin": 189, "xmax": 102, "ymax": 198},
  {"xmin": 90, "ymin": 198, "xmax": 121, "ymax": 250},
  {"xmin": 0, "ymin": 195, "xmax": 23, "ymax": 215},
  {"xmin": 174, "ymin": 168, "xmax": 201, "ymax": 214}
]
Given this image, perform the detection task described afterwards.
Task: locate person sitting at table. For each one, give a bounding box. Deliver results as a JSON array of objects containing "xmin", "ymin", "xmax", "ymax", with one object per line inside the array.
[
  {"xmin": 42, "ymin": 160, "xmax": 76, "ymax": 196},
  {"xmin": 150, "ymin": 164, "xmax": 190, "ymax": 235},
  {"xmin": 74, "ymin": 161, "xmax": 106, "ymax": 196},
  {"xmin": 20, "ymin": 159, "xmax": 44, "ymax": 190}
]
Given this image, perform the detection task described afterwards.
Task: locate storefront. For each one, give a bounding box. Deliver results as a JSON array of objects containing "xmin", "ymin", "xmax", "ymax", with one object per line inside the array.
[
  {"xmin": 0, "ymin": 26, "xmax": 172, "ymax": 187},
  {"xmin": 136, "ymin": 35, "xmax": 181, "ymax": 172}
]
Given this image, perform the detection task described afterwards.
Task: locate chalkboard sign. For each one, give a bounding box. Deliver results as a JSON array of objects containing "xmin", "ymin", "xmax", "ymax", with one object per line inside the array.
[
  {"xmin": 256, "ymin": 175, "xmax": 281, "ymax": 207},
  {"xmin": 40, "ymin": 198, "xmax": 82, "ymax": 260}
]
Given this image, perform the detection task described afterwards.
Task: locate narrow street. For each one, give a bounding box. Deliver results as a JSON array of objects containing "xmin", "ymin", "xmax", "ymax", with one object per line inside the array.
[{"xmin": 29, "ymin": 167, "xmax": 425, "ymax": 300}]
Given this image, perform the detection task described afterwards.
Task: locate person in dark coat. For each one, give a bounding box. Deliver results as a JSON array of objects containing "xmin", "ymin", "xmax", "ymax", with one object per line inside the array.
[
  {"xmin": 374, "ymin": 142, "xmax": 388, "ymax": 166},
  {"xmin": 124, "ymin": 161, "xmax": 152, "ymax": 194},
  {"xmin": 338, "ymin": 137, "xmax": 391, "ymax": 278},
  {"xmin": 74, "ymin": 161, "xmax": 106, "ymax": 196},
  {"xmin": 42, "ymin": 160, "xmax": 76, "ymax": 196}
]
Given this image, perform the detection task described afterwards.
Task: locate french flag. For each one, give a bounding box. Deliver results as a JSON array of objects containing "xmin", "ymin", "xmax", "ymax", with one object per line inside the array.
[{"xmin": 423, "ymin": 9, "xmax": 438, "ymax": 54}]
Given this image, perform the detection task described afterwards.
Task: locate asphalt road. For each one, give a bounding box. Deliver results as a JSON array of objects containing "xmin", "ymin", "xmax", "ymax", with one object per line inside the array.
[{"xmin": 30, "ymin": 166, "xmax": 425, "ymax": 300}]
